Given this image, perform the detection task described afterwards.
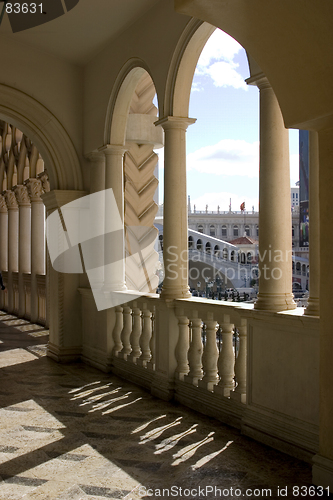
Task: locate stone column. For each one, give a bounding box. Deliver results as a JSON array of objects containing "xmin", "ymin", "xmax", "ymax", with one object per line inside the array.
[
  {"xmin": 0, "ymin": 194, "xmax": 8, "ymax": 273},
  {"xmin": 87, "ymin": 152, "xmax": 105, "ymax": 289},
  {"xmin": 99, "ymin": 145, "xmax": 127, "ymax": 291},
  {"xmin": 156, "ymin": 116, "xmax": 195, "ymax": 300},
  {"xmin": 312, "ymin": 126, "xmax": 333, "ymax": 488},
  {"xmin": 4, "ymin": 190, "xmax": 19, "ymax": 313},
  {"xmin": 13, "ymin": 185, "xmax": 31, "ymax": 318},
  {"xmin": 304, "ymin": 131, "xmax": 320, "ymax": 316},
  {"xmin": 26, "ymin": 178, "xmax": 45, "ymax": 323},
  {"xmin": 253, "ymin": 77, "xmax": 295, "ymax": 311},
  {"xmin": 0, "ymin": 195, "xmax": 8, "ymax": 309}
]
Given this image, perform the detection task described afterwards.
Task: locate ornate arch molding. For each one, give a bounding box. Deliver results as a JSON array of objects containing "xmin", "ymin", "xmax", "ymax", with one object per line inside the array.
[
  {"xmin": 0, "ymin": 84, "xmax": 83, "ymax": 190},
  {"xmin": 104, "ymin": 58, "xmax": 157, "ymax": 146},
  {"xmin": 164, "ymin": 19, "xmax": 215, "ymax": 118}
]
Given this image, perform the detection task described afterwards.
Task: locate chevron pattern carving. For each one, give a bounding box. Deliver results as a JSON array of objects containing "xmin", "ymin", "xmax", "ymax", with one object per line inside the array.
[{"xmin": 124, "ymin": 74, "xmax": 160, "ymax": 293}]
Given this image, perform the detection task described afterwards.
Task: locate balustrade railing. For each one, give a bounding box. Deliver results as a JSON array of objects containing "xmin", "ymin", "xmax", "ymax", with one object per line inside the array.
[
  {"xmin": 110, "ymin": 296, "xmax": 248, "ymax": 404},
  {"xmin": 0, "ymin": 271, "xmax": 46, "ymax": 325},
  {"xmin": 112, "ymin": 298, "xmax": 156, "ymax": 372}
]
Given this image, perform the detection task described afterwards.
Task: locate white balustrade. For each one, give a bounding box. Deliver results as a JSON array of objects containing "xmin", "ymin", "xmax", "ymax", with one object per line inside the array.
[
  {"xmin": 119, "ymin": 306, "xmax": 132, "ymax": 359},
  {"xmin": 214, "ymin": 316, "xmax": 235, "ymax": 397},
  {"xmin": 185, "ymin": 312, "xmax": 203, "ymax": 386},
  {"xmin": 198, "ymin": 312, "xmax": 219, "ymax": 391},
  {"xmin": 175, "ymin": 310, "xmax": 190, "ymax": 380},
  {"xmin": 112, "ymin": 306, "xmax": 123, "ymax": 356},
  {"xmin": 128, "ymin": 302, "xmax": 142, "ymax": 363},
  {"xmin": 137, "ymin": 304, "xmax": 152, "ymax": 367}
]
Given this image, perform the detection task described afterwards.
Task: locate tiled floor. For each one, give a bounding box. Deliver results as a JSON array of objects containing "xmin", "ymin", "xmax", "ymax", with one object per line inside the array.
[{"xmin": 0, "ymin": 311, "xmax": 323, "ymax": 499}]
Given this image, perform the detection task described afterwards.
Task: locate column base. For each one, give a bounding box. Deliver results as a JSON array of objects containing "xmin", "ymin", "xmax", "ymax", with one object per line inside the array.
[
  {"xmin": 160, "ymin": 285, "xmax": 191, "ymax": 300},
  {"xmin": 304, "ymin": 297, "xmax": 320, "ymax": 316},
  {"xmin": 254, "ymin": 292, "xmax": 296, "ymax": 312},
  {"xmin": 313, "ymin": 454, "xmax": 333, "ymax": 488}
]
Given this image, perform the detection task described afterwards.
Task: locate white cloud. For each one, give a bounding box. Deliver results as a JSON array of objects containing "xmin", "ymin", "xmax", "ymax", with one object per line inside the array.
[
  {"xmin": 197, "ymin": 29, "xmax": 243, "ymax": 67},
  {"xmin": 191, "ymin": 191, "xmax": 258, "ymax": 213},
  {"xmin": 187, "ymin": 139, "xmax": 259, "ymax": 178},
  {"xmin": 205, "ymin": 61, "xmax": 247, "ymax": 90},
  {"xmin": 193, "ymin": 29, "xmax": 247, "ymax": 91}
]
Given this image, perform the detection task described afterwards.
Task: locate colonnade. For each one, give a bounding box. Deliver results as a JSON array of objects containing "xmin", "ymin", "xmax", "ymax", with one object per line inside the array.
[
  {"xmin": 0, "ymin": 173, "xmax": 49, "ymax": 323},
  {"xmin": 153, "ymin": 76, "xmax": 319, "ymax": 313}
]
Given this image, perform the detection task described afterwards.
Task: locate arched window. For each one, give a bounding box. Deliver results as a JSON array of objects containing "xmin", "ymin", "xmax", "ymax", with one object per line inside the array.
[
  {"xmin": 296, "ymin": 262, "xmax": 301, "ymax": 274},
  {"xmin": 205, "ymin": 242, "xmax": 211, "ymax": 254},
  {"xmin": 233, "ymin": 225, "xmax": 239, "ymax": 237},
  {"xmin": 240, "ymin": 252, "xmax": 246, "ymax": 264},
  {"xmin": 188, "ymin": 236, "xmax": 194, "ymax": 249},
  {"xmin": 302, "ymin": 264, "xmax": 306, "ymax": 275},
  {"xmin": 210, "ymin": 224, "xmax": 216, "ymax": 237},
  {"xmin": 197, "ymin": 224, "xmax": 204, "ymax": 233},
  {"xmin": 292, "ymin": 226, "xmax": 295, "ymax": 237},
  {"xmin": 221, "ymin": 225, "xmax": 227, "ymax": 238},
  {"xmin": 197, "ymin": 239, "xmax": 203, "ymax": 251},
  {"xmin": 256, "ymin": 225, "xmax": 259, "ymax": 237},
  {"xmin": 247, "ymin": 252, "xmax": 252, "ymax": 263},
  {"xmin": 245, "ymin": 225, "xmax": 250, "ymax": 236},
  {"xmin": 222, "ymin": 248, "xmax": 228, "ymax": 260},
  {"xmin": 230, "ymin": 250, "xmax": 235, "ymax": 261},
  {"xmin": 214, "ymin": 245, "xmax": 220, "ymax": 257}
]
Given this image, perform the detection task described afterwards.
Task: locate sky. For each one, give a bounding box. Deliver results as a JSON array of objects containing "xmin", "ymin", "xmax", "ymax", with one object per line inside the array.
[{"xmin": 156, "ymin": 29, "xmax": 299, "ymax": 212}]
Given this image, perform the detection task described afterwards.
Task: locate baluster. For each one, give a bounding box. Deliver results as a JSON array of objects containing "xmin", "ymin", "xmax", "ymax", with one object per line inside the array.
[
  {"xmin": 147, "ymin": 307, "xmax": 155, "ymax": 370},
  {"xmin": 112, "ymin": 305, "xmax": 123, "ymax": 357},
  {"xmin": 137, "ymin": 303, "xmax": 152, "ymax": 367},
  {"xmin": 215, "ymin": 314, "xmax": 235, "ymax": 397},
  {"xmin": 119, "ymin": 305, "xmax": 132, "ymax": 360},
  {"xmin": 198, "ymin": 312, "xmax": 219, "ymax": 391},
  {"xmin": 128, "ymin": 302, "xmax": 142, "ymax": 363},
  {"xmin": 175, "ymin": 310, "xmax": 189, "ymax": 380},
  {"xmin": 231, "ymin": 319, "xmax": 247, "ymax": 403},
  {"xmin": 185, "ymin": 313, "xmax": 203, "ymax": 386}
]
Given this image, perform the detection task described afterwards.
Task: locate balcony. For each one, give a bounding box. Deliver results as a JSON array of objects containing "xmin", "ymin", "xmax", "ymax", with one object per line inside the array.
[{"xmin": 79, "ymin": 291, "xmax": 319, "ymax": 464}]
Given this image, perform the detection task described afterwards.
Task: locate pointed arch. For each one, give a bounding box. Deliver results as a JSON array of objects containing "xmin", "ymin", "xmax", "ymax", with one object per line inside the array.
[{"xmin": 0, "ymin": 84, "xmax": 83, "ymax": 190}]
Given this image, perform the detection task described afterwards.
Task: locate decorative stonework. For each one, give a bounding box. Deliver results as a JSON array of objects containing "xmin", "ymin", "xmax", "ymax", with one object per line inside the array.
[
  {"xmin": 124, "ymin": 73, "xmax": 160, "ymax": 293},
  {"xmin": 13, "ymin": 185, "xmax": 30, "ymax": 206},
  {"xmin": 38, "ymin": 170, "xmax": 50, "ymax": 193},
  {"xmin": 0, "ymin": 194, "xmax": 7, "ymax": 212},
  {"xmin": 3, "ymin": 189, "xmax": 18, "ymax": 210},
  {"xmin": 25, "ymin": 178, "xmax": 43, "ymax": 202}
]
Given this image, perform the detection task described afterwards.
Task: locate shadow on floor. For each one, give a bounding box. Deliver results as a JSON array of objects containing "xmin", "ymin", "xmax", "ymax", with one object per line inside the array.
[{"xmin": 0, "ymin": 311, "xmax": 324, "ymax": 500}]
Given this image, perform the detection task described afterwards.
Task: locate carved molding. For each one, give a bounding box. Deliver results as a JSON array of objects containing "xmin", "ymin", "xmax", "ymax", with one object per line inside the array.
[
  {"xmin": 25, "ymin": 178, "xmax": 43, "ymax": 202},
  {"xmin": 0, "ymin": 194, "xmax": 7, "ymax": 212},
  {"xmin": 13, "ymin": 184, "xmax": 30, "ymax": 206},
  {"xmin": 38, "ymin": 170, "xmax": 50, "ymax": 193},
  {"xmin": 3, "ymin": 189, "xmax": 18, "ymax": 210}
]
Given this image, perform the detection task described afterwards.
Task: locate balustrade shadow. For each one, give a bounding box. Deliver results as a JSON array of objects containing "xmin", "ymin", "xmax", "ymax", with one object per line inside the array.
[{"xmin": 0, "ymin": 311, "xmax": 317, "ymax": 500}]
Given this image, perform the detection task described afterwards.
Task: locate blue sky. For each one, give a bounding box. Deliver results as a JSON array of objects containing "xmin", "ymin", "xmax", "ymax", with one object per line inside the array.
[{"xmin": 156, "ymin": 29, "xmax": 299, "ymax": 211}]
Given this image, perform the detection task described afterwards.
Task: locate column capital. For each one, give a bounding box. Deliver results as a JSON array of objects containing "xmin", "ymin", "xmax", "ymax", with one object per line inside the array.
[
  {"xmin": 85, "ymin": 151, "xmax": 106, "ymax": 163},
  {"xmin": 3, "ymin": 189, "xmax": 18, "ymax": 210},
  {"xmin": 0, "ymin": 194, "xmax": 7, "ymax": 213},
  {"xmin": 37, "ymin": 170, "xmax": 50, "ymax": 193},
  {"xmin": 246, "ymin": 73, "xmax": 271, "ymax": 91},
  {"xmin": 98, "ymin": 144, "xmax": 127, "ymax": 157},
  {"xmin": 25, "ymin": 178, "xmax": 43, "ymax": 202},
  {"xmin": 13, "ymin": 184, "xmax": 31, "ymax": 207},
  {"xmin": 154, "ymin": 116, "xmax": 196, "ymax": 130}
]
